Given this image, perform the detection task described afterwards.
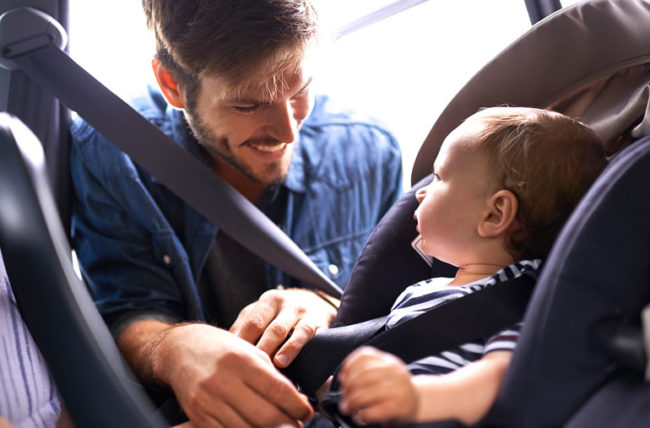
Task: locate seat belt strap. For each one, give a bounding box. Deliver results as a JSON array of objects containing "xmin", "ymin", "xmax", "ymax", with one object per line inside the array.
[
  {"xmin": 11, "ymin": 42, "xmax": 341, "ymax": 297},
  {"xmin": 285, "ymin": 272, "xmax": 536, "ymax": 397}
]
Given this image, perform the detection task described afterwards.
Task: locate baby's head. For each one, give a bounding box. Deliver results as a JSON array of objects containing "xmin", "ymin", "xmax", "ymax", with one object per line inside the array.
[{"xmin": 415, "ymin": 106, "xmax": 606, "ymax": 267}]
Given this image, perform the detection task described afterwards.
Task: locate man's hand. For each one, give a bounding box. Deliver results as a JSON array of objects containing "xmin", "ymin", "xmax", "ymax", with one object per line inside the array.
[
  {"xmin": 120, "ymin": 321, "xmax": 313, "ymax": 427},
  {"xmin": 338, "ymin": 347, "xmax": 418, "ymax": 425},
  {"xmin": 230, "ymin": 288, "xmax": 338, "ymax": 367}
]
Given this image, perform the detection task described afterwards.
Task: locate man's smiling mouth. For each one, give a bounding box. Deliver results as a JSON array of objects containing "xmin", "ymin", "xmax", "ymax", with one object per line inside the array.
[{"xmin": 250, "ymin": 142, "xmax": 288, "ymax": 152}]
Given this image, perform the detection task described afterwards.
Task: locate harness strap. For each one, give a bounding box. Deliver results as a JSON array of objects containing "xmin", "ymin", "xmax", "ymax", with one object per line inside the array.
[{"xmin": 284, "ymin": 272, "xmax": 537, "ymax": 399}]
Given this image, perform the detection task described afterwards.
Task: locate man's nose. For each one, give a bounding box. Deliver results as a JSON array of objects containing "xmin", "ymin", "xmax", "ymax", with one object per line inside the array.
[{"xmin": 266, "ymin": 101, "xmax": 299, "ymax": 143}]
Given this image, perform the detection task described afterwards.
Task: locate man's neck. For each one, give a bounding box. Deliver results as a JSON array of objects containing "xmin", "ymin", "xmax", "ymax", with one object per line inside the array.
[{"xmin": 210, "ymin": 158, "xmax": 265, "ymax": 202}]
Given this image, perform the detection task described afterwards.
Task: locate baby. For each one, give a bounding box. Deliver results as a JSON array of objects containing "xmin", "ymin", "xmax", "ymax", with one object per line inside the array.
[{"xmin": 336, "ymin": 107, "xmax": 607, "ymax": 426}]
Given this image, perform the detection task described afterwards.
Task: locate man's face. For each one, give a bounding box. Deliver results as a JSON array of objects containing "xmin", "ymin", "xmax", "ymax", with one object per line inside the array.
[{"xmin": 184, "ymin": 62, "xmax": 315, "ymax": 191}]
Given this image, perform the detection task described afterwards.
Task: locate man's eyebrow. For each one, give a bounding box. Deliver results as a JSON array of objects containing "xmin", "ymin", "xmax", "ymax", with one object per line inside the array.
[
  {"xmin": 225, "ymin": 77, "xmax": 313, "ymax": 105},
  {"xmin": 295, "ymin": 77, "xmax": 313, "ymax": 95},
  {"xmin": 225, "ymin": 96, "xmax": 271, "ymax": 106}
]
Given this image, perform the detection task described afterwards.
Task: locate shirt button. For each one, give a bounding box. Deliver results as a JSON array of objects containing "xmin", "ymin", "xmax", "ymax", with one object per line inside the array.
[
  {"xmin": 276, "ymin": 284, "xmax": 285, "ymax": 290},
  {"xmin": 163, "ymin": 255, "xmax": 172, "ymax": 265},
  {"xmin": 328, "ymin": 264, "xmax": 339, "ymax": 276}
]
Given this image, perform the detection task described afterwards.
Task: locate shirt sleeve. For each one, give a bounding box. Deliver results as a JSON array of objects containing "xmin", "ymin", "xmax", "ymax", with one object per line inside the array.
[
  {"xmin": 69, "ymin": 119, "xmax": 191, "ymax": 331},
  {"xmin": 374, "ymin": 125, "xmax": 404, "ymax": 216}
]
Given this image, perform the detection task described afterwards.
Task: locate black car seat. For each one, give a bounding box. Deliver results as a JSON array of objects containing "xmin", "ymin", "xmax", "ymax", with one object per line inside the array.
[
  {"xmin": 485, "ymin": 135, "xmax": 650, "ymax": 428},
  {"xmin": 338, "ymin": 0, "xmax": 650, "ymax": 330},
  {"xmin": 326, "ymin": 0, "xmax": 650, "ymax": 426},
  {"xmin": 2, "ymin": 0, "xmax": 650, "ymax": 426},
  {"xmin": 327, "ymin": 136, "xmax": 650, "ymax": 428},
  {"xmin": 0, "ymin": 1, "xmax": 72, "ymax": 230},
  {"xmin": 0, "ymin": 113, "xmax": 165, "ymax": 427}
]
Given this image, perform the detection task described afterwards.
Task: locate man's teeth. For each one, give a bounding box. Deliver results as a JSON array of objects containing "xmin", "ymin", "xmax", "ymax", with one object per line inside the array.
[{"xmin": 251, "ymin": 142, "xmax": 287, "ymax": 152}]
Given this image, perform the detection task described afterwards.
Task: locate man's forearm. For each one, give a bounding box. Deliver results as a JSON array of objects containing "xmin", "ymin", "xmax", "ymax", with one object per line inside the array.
[{"xmin": 117, "ymin": 319, "xmax": 177, "ymax": 386}]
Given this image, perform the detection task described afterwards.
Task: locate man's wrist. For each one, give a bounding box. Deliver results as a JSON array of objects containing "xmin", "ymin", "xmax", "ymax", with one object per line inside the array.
[
  {"xmin": 110, "ymin": 310, "xmax": 179, "ymax": 341},
  {"xmin": 309, "ymin": 289, "xmax": 340, "ymax": 310},
  {"xmin": 149, "ymin": 323, "xmax": 179, "ymax": 386}
]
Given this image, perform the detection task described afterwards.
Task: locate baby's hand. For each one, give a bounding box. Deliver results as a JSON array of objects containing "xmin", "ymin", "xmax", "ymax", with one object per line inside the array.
[{"xmin": 337, "ymin": 346, "xmax": 418, "ymax": 425}]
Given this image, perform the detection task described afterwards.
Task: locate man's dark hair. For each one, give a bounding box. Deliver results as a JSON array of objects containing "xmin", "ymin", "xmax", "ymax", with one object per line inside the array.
[{"xmin": 142, "ymin": 0, "xmax": 319, "ymax": 98}]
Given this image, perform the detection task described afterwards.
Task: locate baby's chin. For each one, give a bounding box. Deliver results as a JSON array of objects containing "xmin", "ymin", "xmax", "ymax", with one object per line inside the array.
[
  {"xmin": 419, "ymin": 239, "xmax": 433, "ymax": 256},
  {"xmin": 421, "ymin": 243, "xmax": 454, "ymax": 267}
]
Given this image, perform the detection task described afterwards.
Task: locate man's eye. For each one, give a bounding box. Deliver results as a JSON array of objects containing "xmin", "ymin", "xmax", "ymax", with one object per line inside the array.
[
  {"xmin": 234, "ymin": 105, "xmax": 258, "ymax": 114},
  {"xmin": 293, "ymin": 89, "xmax": 310, "ymax": 100}
]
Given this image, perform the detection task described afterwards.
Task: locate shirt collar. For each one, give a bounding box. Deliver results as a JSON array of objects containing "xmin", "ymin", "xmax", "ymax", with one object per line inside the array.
[{"xmin": 283, "ymin": 139, "xmax": 307, "ymax": 193}]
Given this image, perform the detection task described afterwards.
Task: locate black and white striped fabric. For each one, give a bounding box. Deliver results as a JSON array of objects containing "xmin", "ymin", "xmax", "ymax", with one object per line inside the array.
[{"xmin": 386, "ymin": 260, "xmax": 542, "ymax": 375}]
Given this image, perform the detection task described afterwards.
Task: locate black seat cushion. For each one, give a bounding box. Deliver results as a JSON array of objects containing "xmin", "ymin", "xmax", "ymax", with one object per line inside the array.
[
  {"xmin": 334, "ymin": 174, "xmax": 456, "ymax": 327},
  {"xmin": 487, "ymin": 137, "xmax": 650, "ymax": 427}
]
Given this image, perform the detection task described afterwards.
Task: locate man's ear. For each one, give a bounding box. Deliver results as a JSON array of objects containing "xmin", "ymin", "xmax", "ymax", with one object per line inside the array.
[
  {"xmin": 152, "ymin": 59, "xmax": 186, "ymax": 109},
  {"xmin": 478, "ymin": 189, "xmax": 518, "ymax": 238}
]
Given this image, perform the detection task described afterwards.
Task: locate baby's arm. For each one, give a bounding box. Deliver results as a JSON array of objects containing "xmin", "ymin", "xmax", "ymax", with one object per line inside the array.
[
  {"xmin": 412, "ymin": 350, "xmax": 512, "ymax": 425},
  {"xmin": 337, "ymin": 347, "xmax": 512, "ymax": 425}
]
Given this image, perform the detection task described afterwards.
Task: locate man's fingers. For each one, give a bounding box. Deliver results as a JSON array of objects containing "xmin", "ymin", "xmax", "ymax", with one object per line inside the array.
[
  {"xmin": 273, "ymin": 320, "xmax": 317, "ymax": 367},
  {"xmin": 231, "ymin": 380, "xmax": 304, "ymax": 427},
  {"xmin": 184, "ymin": 350, "xmax": 309, "ymax": 427},
  {"xmin": 230, "ymin": 298, "xmax": 280, "ymax": 345},
  {"xmin": 231, "ymin": 289, "xmax": 335, "ymax": 362},
  {"xmin": 255, "ymin": 307, "xmax": 300, "ymax": 356},
  {"xmin": 228, "ymin": 303, "xmax": 251, "ymax": 334},
  {"xmin": 193, "ymin": 378, "xmax": 301, "ymax": 428},
  {"xmin": 189, "ymin": 395, "xmax": 251, "ymax": 428},
  {"xmin": 176, "ymin": 372, "xmax": 252, "ymax": 428},
  {"xmin": 244, "ymin": 359, "xmax": 314, "ymax": 422}
]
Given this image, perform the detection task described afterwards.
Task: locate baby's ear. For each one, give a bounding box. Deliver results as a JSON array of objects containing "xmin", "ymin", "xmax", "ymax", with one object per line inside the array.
[{"xmin": 478, "ymin": 189, "xmax": 518, "ymax": 238}]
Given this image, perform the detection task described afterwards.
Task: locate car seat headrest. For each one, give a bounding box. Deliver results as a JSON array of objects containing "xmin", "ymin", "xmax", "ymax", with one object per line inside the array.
[{"xmin": 412, "ymin": 0, "xmax": 650, "ymax": 184}]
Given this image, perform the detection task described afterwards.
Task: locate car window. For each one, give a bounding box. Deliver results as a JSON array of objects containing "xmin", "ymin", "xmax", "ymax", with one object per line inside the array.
[
  {"xmin": 69, "ymin": 0, "xmax": 541, "ymax": 186},
  {"xmin": 315, "ymin": 1, "xmax": 531, "ymax": 183}
]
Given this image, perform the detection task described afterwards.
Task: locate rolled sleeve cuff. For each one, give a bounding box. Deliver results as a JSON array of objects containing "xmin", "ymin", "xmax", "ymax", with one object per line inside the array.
[{"xmin": 110, "ymin": 311, "xmax": 180, "ymax": 340}]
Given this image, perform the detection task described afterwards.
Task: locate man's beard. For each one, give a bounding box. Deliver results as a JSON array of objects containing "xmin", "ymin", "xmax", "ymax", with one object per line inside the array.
[{"xmin": 185, "ymin": 111, "xmax": 290, "ymax": 187}]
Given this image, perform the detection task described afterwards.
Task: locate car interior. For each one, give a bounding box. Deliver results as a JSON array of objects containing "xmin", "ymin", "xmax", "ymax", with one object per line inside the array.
[{"xmin": 1, "ymin": 0, "xmax": 649, "ymax": 427}]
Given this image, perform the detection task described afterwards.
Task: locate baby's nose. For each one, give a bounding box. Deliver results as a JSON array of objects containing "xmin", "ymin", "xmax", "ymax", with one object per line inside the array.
[{"xmin": 415, "ymin": 188, "xmax": 426, "ymax": 202}]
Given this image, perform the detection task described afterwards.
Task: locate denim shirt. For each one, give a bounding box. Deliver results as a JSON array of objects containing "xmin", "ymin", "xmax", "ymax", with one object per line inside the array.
[{"xmin": 70, "ymin": 87, "xmax": 403, "ymax": 330}]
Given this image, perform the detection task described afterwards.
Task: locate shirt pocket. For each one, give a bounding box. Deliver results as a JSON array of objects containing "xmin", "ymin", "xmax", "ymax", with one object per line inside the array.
[{"xmin": 305, "ymin": 232, "xmax": 368, "ymax": 289}]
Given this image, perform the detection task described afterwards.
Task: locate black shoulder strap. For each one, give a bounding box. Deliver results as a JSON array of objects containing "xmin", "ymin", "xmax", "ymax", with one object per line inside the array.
[
  {"xmin": 367, "ymin": 271, "xmax": 536, "ymax": 362},
  {"xmin": 5, "ymin": 35, "xmax": 341, "ymax": 297},
  {"xmin": 284, "ymin": 272, "xmax": 537, "ymax": 398}
]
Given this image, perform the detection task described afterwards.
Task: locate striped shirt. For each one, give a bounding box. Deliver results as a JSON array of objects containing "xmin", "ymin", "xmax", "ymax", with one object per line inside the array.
[
  {"xmin": 386, "ymin": 260, "xmax": 541, "ymax": 375},
  {"xmin": 0, "ymin": 250, "xmax": 61, "ymax": 427}
]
